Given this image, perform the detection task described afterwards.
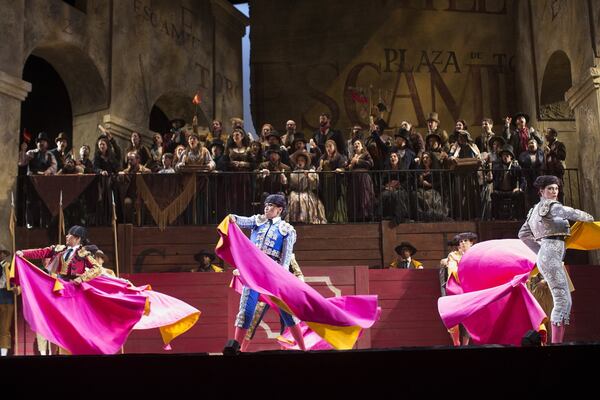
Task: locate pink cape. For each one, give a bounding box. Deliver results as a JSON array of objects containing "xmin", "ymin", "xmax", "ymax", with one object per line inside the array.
[
  {"xmin": 437, "ymin": 239, "xmax": 547, "ymax": 345},
  {"xmin": 217, "ymin": 218, "xmax": 380, "ymax": 350},
  {"xmin": 15, "ymin": 256, "xmax": 200, "ymax": 354}
]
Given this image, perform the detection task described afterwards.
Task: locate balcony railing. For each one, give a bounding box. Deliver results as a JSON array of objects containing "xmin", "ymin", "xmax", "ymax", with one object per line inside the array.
[{"xmin": 16, "ymin": 168, "xmax": 581, "ymax": 229}]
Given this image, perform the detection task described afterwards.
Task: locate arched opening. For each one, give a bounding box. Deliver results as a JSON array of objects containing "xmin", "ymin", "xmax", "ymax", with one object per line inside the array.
[
  {"xmin": 150, "ymin": 92, "xmax": 210, "ymax": 133},
  {"xmin": 20, "ymin": 55, "xmax": 73, "ymax": 153},
  {"xmin": 540, "ymin": 50, "xmax": 574, "ymax": 120},
  {"xmin": 149, "ymin": 105, "xmax": 172, "ymax": 134}
]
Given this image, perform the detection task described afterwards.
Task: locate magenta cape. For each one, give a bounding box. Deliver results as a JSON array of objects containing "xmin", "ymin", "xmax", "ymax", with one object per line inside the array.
[
  {"xmin": 15, "ymin": 256, "xmax": 200, "ymax": 354},
  {"xmin": 216, "ymin": 218, "xmax": 380, "ymax": 350},
  {"xmin": 437, "ymin": 239, "xmax": 547, "ymax": 345}
]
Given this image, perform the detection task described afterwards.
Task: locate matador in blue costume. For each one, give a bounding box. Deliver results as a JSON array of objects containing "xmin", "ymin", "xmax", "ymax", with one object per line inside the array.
[{"xmin": 226, "ymin": 193, "xmax": 306, "ymax": 352}]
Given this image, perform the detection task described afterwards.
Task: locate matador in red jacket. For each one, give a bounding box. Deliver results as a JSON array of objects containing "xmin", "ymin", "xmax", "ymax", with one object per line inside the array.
[{"xmin": 17, "ymin": 225, "xmax": 101, "ymax": 284}]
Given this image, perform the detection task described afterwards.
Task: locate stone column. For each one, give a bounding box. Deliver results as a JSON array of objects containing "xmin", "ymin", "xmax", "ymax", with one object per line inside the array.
[
  {"xmin": 565, "ymin": 64, "xmax": 600, "ymax": 263},
  {"xmin": 0, "ymin": 70, "xmax": 31, "ymax": 249}
]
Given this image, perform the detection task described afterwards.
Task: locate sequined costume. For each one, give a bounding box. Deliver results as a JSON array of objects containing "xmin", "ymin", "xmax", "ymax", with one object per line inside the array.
[
  {"xmin": 232, "ymin": 214, "xmax": 298, "ymax": 330},
  {"xmin": 519, "ymin": 198, "xmax": 593, "ymax": 325}
]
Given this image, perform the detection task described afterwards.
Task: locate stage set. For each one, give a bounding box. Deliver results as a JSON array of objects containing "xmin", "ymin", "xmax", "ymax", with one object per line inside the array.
[{"xmin": 3, "ymin": 263, "xmax": 600, "ymax": 392}]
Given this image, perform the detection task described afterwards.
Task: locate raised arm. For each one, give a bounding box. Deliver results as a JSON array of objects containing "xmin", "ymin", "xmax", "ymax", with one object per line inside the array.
[{"xmin": 231, "ymin": 214, "xmax": 257, "ymax": 230}]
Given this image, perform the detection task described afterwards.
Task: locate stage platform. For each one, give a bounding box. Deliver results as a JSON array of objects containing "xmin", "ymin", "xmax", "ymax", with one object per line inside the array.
[{"xmin": 1, "ymin": 343, "xmax": 598, "ymax": 392}]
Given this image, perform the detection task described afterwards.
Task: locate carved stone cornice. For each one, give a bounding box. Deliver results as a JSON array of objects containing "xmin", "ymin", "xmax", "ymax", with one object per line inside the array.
[
  {"xmin": 102, "ymin": 114, "xmax": 141, "ymax": 141},
  {"xmin": 210, "ymin": 0, "xmax": 249, "ymax": 37},
  {"xmin": 0, "ymin": 70, "xmax": 32, "ymax": 101},
  {"xmin": 565, "ymin": 66, "xmax": 600, "ymax": 110}
]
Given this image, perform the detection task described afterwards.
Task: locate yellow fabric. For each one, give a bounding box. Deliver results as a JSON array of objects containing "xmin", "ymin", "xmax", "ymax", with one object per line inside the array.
[
  {"xmin": 211, "ymin": 264, "xmax": 224, "ymax": 272},
  {"xmin": 53, "ymin": 279, "xmax": 64, "ymax": 292},
  {"xmin": 159, "ymin": 311, "xmax": 201, "ymax": 345},
  {"xmin": 216, "ymin": 216, "xmax": 230, "ymax": 251},
  {"xmin": 565, "ymin": 221, "xmax": 600, "ymax": 250},
  {"xmin": 305, "ymin": 321, "xmax": 362, "ymax": 350},
  {"xmin": 268, "ymin": 295, "xmax": 361, "ymax": 350},
  {"xmin": 136, "ymin": 174, "xmax": 197, "ymax": 231},
  {"xmin": 144, "ymin": 298, "xmax": 151, "ymax": 316}
]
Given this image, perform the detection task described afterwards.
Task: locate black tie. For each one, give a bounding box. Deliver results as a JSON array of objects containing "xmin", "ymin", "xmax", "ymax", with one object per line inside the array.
[
  {"xmin": 64, "ymin": 248, "xmax": 73, "ymax": 261},
  {"xmin": 403, "ymin": 260, "xmax": 409, "ymax": 269}
]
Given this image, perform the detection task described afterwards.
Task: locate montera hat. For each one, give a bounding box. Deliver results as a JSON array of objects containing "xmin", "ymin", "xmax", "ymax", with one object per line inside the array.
[
  {"xmin": 264, "ymin": 193, "xmax": 286, "ymax": 208},
  {"xmin": 67, "ymin": 225, "xmax": 87, "ymax": 240}
]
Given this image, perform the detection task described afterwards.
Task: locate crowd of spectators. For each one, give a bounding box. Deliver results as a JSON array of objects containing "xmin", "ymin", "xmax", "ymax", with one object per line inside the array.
[{"xmin": 17, "ymin": 108, "xmax": 568, "ymax": 226}]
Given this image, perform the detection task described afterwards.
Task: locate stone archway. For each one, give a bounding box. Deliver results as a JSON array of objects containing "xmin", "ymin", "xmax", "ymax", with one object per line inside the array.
[
  {"xmin": 540, "ymin": 50, "xmax": 574, "ymax": 120},
  {"xmin": 538, "ymin": 51, "xmax": 578, "ymax": 210},
  {"xmin": 20, "ymin": 55, "xmax": 73, "ymax": 151},
  {"xmin": 25, "ymin": 42, "xmax": 109, "ymax": 151}
]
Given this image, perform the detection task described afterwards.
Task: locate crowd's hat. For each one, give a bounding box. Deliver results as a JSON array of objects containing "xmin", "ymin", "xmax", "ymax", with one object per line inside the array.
[
  {"xmin": 513, "ymin": 112, "xmax": 530, "ymax": 125},
  {"xmin": 194, "ymin": 250, "xmax": 215, "ymax": 263},
  {"xmin": 55, "ymin": 132, "xmax": 68, "ymax": 143},
  {"xmin": 425, "ymin": 132, "xmax": 442, "ymax": 144},
  {"xmin": 499, "ymin": 144, "xmax": 515, "ymax": 158},
  {"xmin": 487, "ymin": 135, "xmax": 506, "ymax": 148},
  {"xmin": 265, "ymin": 130, "xmax": 282, "ymax": 142},
  {"xmin": 290, "ymin": 149, "xmax": 311, "ymax": 165},
  {"xmin": 457, "ymin": 129, "xmax": 474, "ymax": 143},
  {"xmin": 394, "ymin": 242, "xmax": 417, "ymax": 256},
  {"xmin": 454, "ymin": 232, "xmax": 478, "ymax": 243},
  {"xmin": 395, "ymin": 128, "xmax": 410, "ymax": 140},
  {"xmin": 265, "ymin": 144, "xmax": 282, "ymax": 155},
  {"xmin": 533, "ymin": 175, "xmax": 561, "ymax": 189},
  {"xmin": 67, "ymin": 225, "xmax": 87, "ymax": 240},
  {"xmin": 292, "ymin": 132, "xmax": 308, "ymax": 145},
  {"xmin": 427, "ymin": 112, "xmax": 440, "ymax": 123},
  {"xmin": 36, "ymin": 131, "xmax": 49, "ymax": 143},
  {"xmin": 264, "ymin": 193, "xmax": 286, "ymax": 208}
]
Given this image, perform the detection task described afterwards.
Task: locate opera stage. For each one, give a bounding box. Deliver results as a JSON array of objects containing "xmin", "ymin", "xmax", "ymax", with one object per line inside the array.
[{"xmin": 2, "ymin": 343, "xmax": 598, "ymax": 392}]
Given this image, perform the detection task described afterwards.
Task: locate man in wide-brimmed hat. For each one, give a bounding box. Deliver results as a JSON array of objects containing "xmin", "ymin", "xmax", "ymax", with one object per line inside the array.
[
  {"xmin": 426, "ymin": 111, "xmax": 449, "ymax": 148},
  {"xmin": 503, "ymin": 111, "xmax": 542, "ymax": 157},
  {"xmin": 258, "ymin": 145, "xmax": 291, "ymax": 195},
  {"xmin": 543, "ymin": 127, "xmax": 567, "ymax": 187},
  {"xmin": 448, "ymin": 130, "xmax": 481, "ymax": 160},
  {"xmin": 388, "ymin": 241, "xmax": 423, "ymax": 269},
  {"xmin": 50, "ymin": 132, "xmax": 71, "ymax": 171},
  {"xmin": 490, "ymin": 144, "xmax": 526, "ymax": 220},
  {"xmin": 19, "ymin": 131, "xmax": 57, "ymax": 176},
  {"xmin": 393, "ymin": 128, "xmax": 417, "ymax": 170},
  {"xmin": 19, "ymin": 131, "xmax": 58, "ymax": 228},
  {"xmin": 265, "ymin": 130, "xmax": 290, "ymax": 166},
  {"xmin": 192, "ymin": 250, "xmax": 223, "ymax": 272}
]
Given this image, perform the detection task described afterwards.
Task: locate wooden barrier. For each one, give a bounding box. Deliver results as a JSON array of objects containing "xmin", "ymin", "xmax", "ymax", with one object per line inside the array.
[{"xmin": 12, "ymin": 266, "xmax": 600, "ymax": 355}]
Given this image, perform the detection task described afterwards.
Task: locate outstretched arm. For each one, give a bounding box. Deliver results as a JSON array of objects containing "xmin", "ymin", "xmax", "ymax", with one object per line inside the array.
[
  {"xmin": 231, "ymin": 214, "xmax": 257, "ymax": 229},
  {"xmin": 551, "ymin": 204, "xmax": 594, "ymax": 222}
]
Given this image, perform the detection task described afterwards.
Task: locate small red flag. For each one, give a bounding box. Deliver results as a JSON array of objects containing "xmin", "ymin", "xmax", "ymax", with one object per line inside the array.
[{"xmin": 23, "ymin": 128, "xmax": 32, "ymax": 143}]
